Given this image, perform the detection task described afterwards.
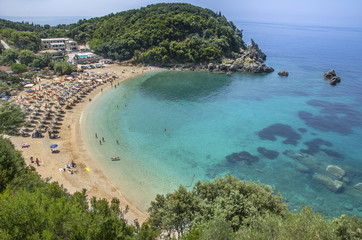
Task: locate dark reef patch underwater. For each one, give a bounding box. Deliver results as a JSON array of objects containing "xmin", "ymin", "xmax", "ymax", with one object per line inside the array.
[
  {"xmin": 257, "ymin": 147, "xmax": 279, "ymax": 159},
  {"xmin": 258, "ymin": 123, "xmax": 302, "ymax": 145},
  {"xmin": 226, "ymin": 151, "xmax": 260, "ymax": 165},
  {"xmin": 298, "ymin": 100, "xmax": 362, "ymax": 135}
]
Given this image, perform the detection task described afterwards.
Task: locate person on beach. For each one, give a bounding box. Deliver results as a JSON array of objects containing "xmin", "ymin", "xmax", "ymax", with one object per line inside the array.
[
  {"xmin": 102, "ymin": 137, "xmax": 105, "ymax": 142},
  {"xmin": 95, "ymin": 133, "xmax": 98, "ymax": 138},
  {"xmin": 35, "ymin": 158, "xmax": 40, "ymax": 166},
  {"xmin": 30, "ymin": 156, "xmax": 34, "ymax": 163},
  {"xmin": 116, "ymin": 140, "xmax": 119, "ymax": 145},
  {"xmin": 99, "ymin": 140, "xmax": 102, "ymax": 145}
]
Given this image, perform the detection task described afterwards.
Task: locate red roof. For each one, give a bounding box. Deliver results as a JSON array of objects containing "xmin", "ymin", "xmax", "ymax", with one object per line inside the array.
[{"xmin": 0, "ymin": 66, "xmax": 11, "ymax": 72}]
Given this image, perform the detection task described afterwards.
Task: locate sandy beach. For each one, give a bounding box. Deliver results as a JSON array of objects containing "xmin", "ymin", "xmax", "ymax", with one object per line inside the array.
[{"xmin": 7, "ymin": 64, "xmax": 159, "ymax": 223}]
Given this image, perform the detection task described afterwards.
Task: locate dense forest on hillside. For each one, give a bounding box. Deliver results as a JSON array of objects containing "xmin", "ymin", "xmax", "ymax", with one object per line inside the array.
[
  {"xmin": 1, "ymin": 3, "xmax": 244, "ymax": 64},
  {"xmin": 0, "ymin": 28, "xmax": 41, "ymax": 52}
]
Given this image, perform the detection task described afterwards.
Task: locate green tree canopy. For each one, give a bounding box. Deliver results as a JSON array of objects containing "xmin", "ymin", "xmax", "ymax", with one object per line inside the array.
[
  {"xmin": 149, "ymin": 174, "xmax": 287, "ymax": 237},
  {"xmin": 53, "ymin": 61, "xmax": 76, "ymax": 75},
  {"xmin": 0, "ymin": 49, "xmax": 19, "ymax": 66},
  {"xmin": 0, "ymin": 28, "xmax": 41, "ymax": 52},
  {"xmin": 0, "ymin": 137, "xmax": 25, "ymax": 192},
  {"xmin": 10, "ymin": 63, "xmax": 28, "ymax": 74},
  {"xmin": 0, "ymin": 101, "xmax": 25, "ymax": 134},
  {"xmin": 18, "ymin": 49, "xmax": 36, "ymax": 66}
]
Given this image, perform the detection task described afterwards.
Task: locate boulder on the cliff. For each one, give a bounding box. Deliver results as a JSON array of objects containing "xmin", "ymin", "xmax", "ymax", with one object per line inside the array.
[
  {"xmin": 208, "ymin": 63, "xmax": 215, "ymax": 71},
  {"xmin": 326, "ymin": 165, "xmax": 345, "ymax": 179},
  {"xmin": 329, "ymin": 76, "xmax": 341, "ymax": 86},
  {"xmin": 354, "ymin": 183, "xmax": 362, "ymax": 192},
  {"xmin": 312, "ymin": 173, "xmax": 344, "ymax": 192},
  {"xmin": 229, "ymin": 64, "xmax": 237, "ymax": 71},
  {"xmin": 248, "ymin": 39, "xmax": 267, "ymax": 60},
  {"xmin": 219, "ymin": 64, "xmax": 229, "ymax": 71},
  {"xmin": 324, "ymin": 69, "xmax": 336, "ymax": 79},
  {"xmin": 278, "ymin": 71, "xmax": 289, "ymax": 77},
  {"xmin": 230, "ymin": 39, "xmax": 273, "ymax": 74}
]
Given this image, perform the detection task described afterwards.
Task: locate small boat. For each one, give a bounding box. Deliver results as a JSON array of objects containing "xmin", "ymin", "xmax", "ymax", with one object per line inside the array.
[{"xmin": 111, "ymin": 156, "xmax": 120, "ymax": 161}]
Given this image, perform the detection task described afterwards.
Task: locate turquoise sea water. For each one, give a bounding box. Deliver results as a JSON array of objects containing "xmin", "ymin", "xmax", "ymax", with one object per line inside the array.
[{"xmin": 82, "ymin": 22, "xmax": 362, "ymax": 217}]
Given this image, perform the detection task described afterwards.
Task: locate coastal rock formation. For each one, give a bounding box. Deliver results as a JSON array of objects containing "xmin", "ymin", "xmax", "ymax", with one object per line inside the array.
[
  {"xmin": 278, "ymin": 71, "xmax": 289, "ymax": 76},
  {"xmin": 323, "ymin": 69, "xmax": 336, "ymax": 79},
  {"xmin": 207, "ymin": 63, "xmax": 215, "ymax": 71},
  {"xmin": 329, "ymin": 76, "xmax": 341, "ymax": 86},
  {"xmin": 205, "ymin": 39, "xmax": 274, "ymax": 74},
  {"xmin": 323, "ymin": 69, "xmax": 341, "ymax": 85},
  {"xmin": 354, "ymin": 183, "xmax": 362, "ymax": 192},
  {"xmin": 326, "ymin": 165, "xmax": 345, "ymax": 180},
  {"xmin": 312, "ymin": 173, "xmax": 344, "ymax": 193}
]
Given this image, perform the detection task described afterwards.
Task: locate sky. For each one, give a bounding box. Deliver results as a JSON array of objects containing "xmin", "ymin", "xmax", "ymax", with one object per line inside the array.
[{"xmin": 0, "ymin": 0, "xmax": 362, "ymax": 27}]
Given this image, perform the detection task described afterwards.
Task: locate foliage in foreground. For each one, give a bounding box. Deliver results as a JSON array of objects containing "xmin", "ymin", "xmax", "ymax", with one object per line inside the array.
[
  {"xmin": 149, "ymin": 174, "xmax": 362, "ymax": 240},
  {"xmin": 0, "ymin": 134, "xmax": 361, "ymax": 239}
]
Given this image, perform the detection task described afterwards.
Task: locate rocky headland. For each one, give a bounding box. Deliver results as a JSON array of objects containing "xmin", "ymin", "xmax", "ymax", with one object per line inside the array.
[{"xmin": 162, "ymin": 39, "xmax": 274, "ymax": 74}]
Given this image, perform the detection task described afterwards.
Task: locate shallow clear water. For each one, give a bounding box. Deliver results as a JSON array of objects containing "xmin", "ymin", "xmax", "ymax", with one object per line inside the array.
[{"xmin": 82, "ymin": 22, "xmax": 362, "ymax": 217}]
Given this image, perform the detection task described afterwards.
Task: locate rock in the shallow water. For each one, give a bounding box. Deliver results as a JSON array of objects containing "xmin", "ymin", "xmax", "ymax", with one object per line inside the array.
[
  {"xmin": 329, "ymin": 76, "xmax": 341, "ymax": 86},
  {"xmin": 354, "ymin": 183, "xmax": 362, "ymax": 192},
  {"xmin": 342, "ymin": 176, "xmax": 351, "ymax": 184},
  {"xmin": 326, "ymin": 165, "xmax": 345, "ymax": 179},
  {"xmin": 257, "ymin": 147, "xmax": 279, "ymax": 159},
  {"xmin": 295, "ymin": 162, "xmax": 311, "ymax": 173},
  {"xmin": 312, "ymin": 173, "xmax": 344, "ymax": 193},
  {"xmin": 278, "ymin": 71, "xmax": 289, "ymax": 77},
  {"xmin": 324, "ymin": 69, "xmax": 336, "ymax": 79},
  {"xmin": 324, "ymin": 69, "xmax": 341, "ymax": 85},
  {"xmin": 283, "ymin": 150, "xmax": 323, "ymax": 171},
  {"xmin": 344, "ymin": 203, "xmax": 354, "ymax": 211}
]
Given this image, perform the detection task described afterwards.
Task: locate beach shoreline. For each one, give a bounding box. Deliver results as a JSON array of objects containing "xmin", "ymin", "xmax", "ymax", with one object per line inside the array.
[{"xmin": 8, "ymin": 64, "xmax": 159, "ymax": 223}]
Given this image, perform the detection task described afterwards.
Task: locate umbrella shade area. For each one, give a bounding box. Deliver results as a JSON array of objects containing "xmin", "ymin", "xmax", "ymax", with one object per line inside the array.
[
  {"xmin": 50, "ymin": 144, "xmax": 58, "ymax": 148},
  {"xmin": 24, "ymin": 84, "xmax": 35, "ymax": 88},
  {"xmin": 26, "ymin": 89, "xmax": 35, "ymax": 93}
]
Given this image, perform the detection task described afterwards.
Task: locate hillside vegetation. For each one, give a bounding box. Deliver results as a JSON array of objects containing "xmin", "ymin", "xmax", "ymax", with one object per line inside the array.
[
  {"xmin": 1, "ymin": 3, "xmax": 244, "ymax": 65},
  {"xmin": 86, "ymin": 3, "xmax": 243, "ymax": 63}
]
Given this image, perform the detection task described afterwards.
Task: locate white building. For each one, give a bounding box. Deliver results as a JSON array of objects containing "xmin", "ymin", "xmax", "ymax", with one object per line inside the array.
[{"xmin": 41, "ymin": 38, "xmax": 78, "ymax": 51}]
